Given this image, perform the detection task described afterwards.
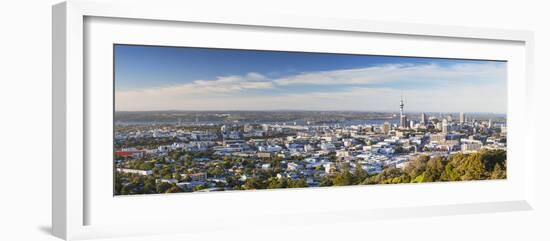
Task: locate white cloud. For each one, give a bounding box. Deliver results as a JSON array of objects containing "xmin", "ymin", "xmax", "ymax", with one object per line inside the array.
[
  {"xmin": 119, "ymin": 72, "xmax": 273, "ymax": 98},
  {"xmin": 116, "ymin": 62, "xmax": 507, "ymax": 113},
  {"xmin": 274, "ymin": 62, "xmax": 505, "ymax": 86}
]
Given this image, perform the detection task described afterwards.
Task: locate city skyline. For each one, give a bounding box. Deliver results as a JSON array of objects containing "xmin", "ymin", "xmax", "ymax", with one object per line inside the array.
[
  {"xmin": 114, "ymin": 45, "xmax": 507, "ymax": 195},
  {"xmin": 115, "ymin": 45, "xmax": 507, "ymax": 113}
]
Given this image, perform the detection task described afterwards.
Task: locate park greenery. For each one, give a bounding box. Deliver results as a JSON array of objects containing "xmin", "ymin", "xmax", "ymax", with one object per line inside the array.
[{"xmin": 115, "ymin": 149, "xmax": 506, "ymax": 195}]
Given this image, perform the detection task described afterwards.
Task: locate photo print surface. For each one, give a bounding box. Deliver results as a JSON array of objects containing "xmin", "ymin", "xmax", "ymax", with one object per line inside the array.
[{"xmin": 114, "ymin": 44, "xmax": 507, "ymax": 195}]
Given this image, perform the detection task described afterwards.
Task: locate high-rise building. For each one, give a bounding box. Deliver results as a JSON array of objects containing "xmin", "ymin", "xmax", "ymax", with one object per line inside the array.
[
  {"xmin": 399, "ymin": 94, "xmax": 404, "ymax": 117},
  {"xmin": 400, "ymin": 115, "xmax": 408, "ymax": 129},
  {"xmin": 421, "ymin": 112, "xmax": 428, "ymax": 126},
  {"xmin": 399, "ymin": 95, "xmax": 408, "ymax": 128},
  {"xmin": 442, "ymin": 119, "xmax": 449, "ymax": 134},
  {"xmin": 459, "ymin": 112, "xmax": 466, "ymax": 124},
  {"xmin": 382, "ymin": 122, "xmax": 391, "ymax": 135}
]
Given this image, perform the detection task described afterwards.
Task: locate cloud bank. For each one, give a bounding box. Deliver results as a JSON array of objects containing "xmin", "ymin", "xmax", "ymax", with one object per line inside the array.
[{"xmin": 116, "ymin": 62, "xmax": 507, "ymax": 113}]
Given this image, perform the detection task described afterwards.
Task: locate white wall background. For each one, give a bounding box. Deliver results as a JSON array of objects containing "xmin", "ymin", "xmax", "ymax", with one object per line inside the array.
[{"xmin": 0, "ymin": 0, "xmax": 548, "ymax": 240}]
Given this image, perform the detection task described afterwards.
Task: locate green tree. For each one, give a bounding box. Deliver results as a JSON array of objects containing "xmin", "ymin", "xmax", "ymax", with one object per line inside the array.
[
  {"xmin": 156, "ymin": 182, "xmax": 172, "ymax": 193},
  {"xmin": 114, "ymin": 173, "xmax": 123, "ymax": 195},
  {"xmin": 192, "ymin": 185, "xmax": 206, "ymax": 192},
  {"xmin": 412, "ymin": 173, "xmax": 425, "ymax": 183},
  {"xmin": 208, "ymin": 165, "xmax": 224, "ymax": 177},
  {"xmin": 267, "ymin": 178, "xmax": 281, "ymax": 189},
  {"xmin": 184, "ymin": 154, "xmax": 193, "ymax": 162},
  {"xmin": 398, "ymin": 174, "xmax": 411, "ymax": 183},
  {"xmin": 480, "ymin": 149, "xmax": 507, "ymax": 175},
  {"xmin": 404, "ymin": 155, "xmax": 429, "ymax": 179},
  {"xmin": 442, "ymin": 163, "xmax": 461, "ymax": 181},
  {"xmin": 167, "ymin": 185, "xmax": 181, "ymax": 193},
  {"xmin": 121, "ymin": 184, "xmax": 133, "ymax": 195},
  {"xmin": 490, "ymin": 163, "xmax": 506, "ymax": 179},
  {"xmin": 371, "ymin": 167, "xmax": 404, "ymax": 184},
  {"xmin": 289, "ymin": 179, "xmax": 307, "ymax": 188},
  {"xmin": 319, "ymin": 176, "xmax": 333, "ymax": 187},
  {"xmin": 169, "ymin": 151, "xmax": 182, "ymax": 162},
  {"xmin": 458, "ymin": 154, "xmax": 485, "ymax": 181},
  {"xmin": 143, "ymin": 183, "xmax": 155, "ymax": 194},
  {"xmin": 222, "ymin": 157, "xmax": 233, "ymax": 169},
  {"xmin": 423, "ymin": 157, "xmax": 445, "ymax": 182},
  {"xmin": 138, "ymin": 162, "xmax": 153, "ymax": 170},
  {"xmin": 333, "ymin": 170, "xmax": 354, "ymax": 186},
  {"xmin": 244, "ymin": 178, "xmax": 263, "ymax": 190},
  {"xmin": 353, "ymin": 164, "xmax": 367, "ymax": 184}
]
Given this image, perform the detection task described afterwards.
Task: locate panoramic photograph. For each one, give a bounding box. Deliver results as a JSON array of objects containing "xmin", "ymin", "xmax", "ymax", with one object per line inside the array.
[{"xmin": 113, "ymin": 44, "xmax": 507, "ymax": 195}]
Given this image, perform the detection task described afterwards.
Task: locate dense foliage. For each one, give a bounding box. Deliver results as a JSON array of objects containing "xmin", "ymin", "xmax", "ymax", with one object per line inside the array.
[
  {"xmin": 115, "ymin": 149, "xmax": 506, "ymax": 195},
  {"xmin": 358, "ymin": 149, "xmax": 506, "ymax": 186}
]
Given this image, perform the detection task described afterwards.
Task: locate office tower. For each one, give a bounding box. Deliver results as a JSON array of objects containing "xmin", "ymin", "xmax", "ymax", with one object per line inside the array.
[
  {"xmin": 442, "ymin": 118, "xmax": 449, "ymax": 134},
  {"xmin": 400, "ymin": 115, "xmax": 408, "ymax": 129},
  {"xmin": 421, "ymin": 112, "xmax": 428, "ymax": 125},
  {"xmin": 383, "ymin": 122, "xmax": 391, "ymax": 135}
]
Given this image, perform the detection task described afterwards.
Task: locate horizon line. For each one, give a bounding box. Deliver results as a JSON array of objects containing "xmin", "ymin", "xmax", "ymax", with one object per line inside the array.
[{"xmin": 115, "ymin": 109, "xmax": 507, "ymax": 115}]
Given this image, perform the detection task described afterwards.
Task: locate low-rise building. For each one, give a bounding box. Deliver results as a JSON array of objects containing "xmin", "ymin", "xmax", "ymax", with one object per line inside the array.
[{"xmin": 116, "ymin": 168, "xmax": 152, "ymax": 176}]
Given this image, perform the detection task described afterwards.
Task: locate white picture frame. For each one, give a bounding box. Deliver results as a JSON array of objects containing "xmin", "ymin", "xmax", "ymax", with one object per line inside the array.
[{"xmin": 52, "ymin": 0, "xmax": 535, "ymax": 240}]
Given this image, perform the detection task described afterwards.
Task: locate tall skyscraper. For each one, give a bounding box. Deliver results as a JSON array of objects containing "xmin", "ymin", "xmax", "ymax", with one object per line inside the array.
[
  {"xmin": 399, "ymin": 95, "xmax": 408, "ymax": 128},
  {"xmin": 459, "ymin": 112, "xmax": 466, "ymax": 124},
  {"xmin": 400, "ymin": 115, "xmax": 408, "ymax": 129},
  {"xmin": 421, "ymin": 112, "xmax": 428, "ymax": 126},
  {"xmin": 399, "ymin": 95, "xmax": 404, "ymax": 117},
  {"xmin": 382, "ymin": 122, "xmax": 391, "ymax": 135},
  {"xmin": 442, "ymin": 119, "xmax": 449, "ymax": 134}
]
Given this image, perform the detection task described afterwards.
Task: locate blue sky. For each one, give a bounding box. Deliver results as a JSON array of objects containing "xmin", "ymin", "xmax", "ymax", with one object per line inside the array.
[{"xmin": 114, "ymin": 44, "xmax": 507, "ymax": 113}]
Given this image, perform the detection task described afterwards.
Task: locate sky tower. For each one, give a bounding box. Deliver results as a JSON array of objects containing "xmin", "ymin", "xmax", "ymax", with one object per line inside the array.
[
  {"xmin": 399, "ymin": 94, "xmax": 408, "ymax": 128},
  {"xmin": 399, "ymin": 94, "xmax": 404, "ymax": 117}
]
